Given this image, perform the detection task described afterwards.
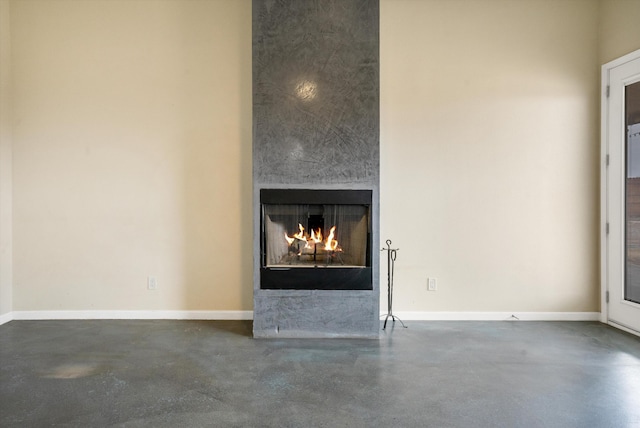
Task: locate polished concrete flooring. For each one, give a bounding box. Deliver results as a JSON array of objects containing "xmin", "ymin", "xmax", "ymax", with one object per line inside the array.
[{"xmin": 1, "ymin": 320, "xmax": 640, "ymax": 427}]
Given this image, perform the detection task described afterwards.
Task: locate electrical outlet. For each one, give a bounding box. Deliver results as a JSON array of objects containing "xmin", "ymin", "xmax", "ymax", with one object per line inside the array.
[
  {"xmin": 147, "ymin": 276, "xmax": 157, "ymax": 290},
  {"xmin": 427, "ymin": 277, "xmax": 437, "ymax": 291}
]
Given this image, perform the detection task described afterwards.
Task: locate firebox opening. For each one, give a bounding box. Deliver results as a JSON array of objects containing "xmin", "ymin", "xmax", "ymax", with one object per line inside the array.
[{"xmin": 260, "ymin": 189, "xmax": 373, "ymax": 290}]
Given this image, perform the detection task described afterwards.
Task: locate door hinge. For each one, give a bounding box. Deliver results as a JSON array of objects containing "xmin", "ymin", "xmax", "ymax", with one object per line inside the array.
[
  {"xmin": 606, "ymin": 85, "xmax": 610, "ymax": 98},
  {"xmin": 606, "ymin": 154, "xmax": 610, "ymax": 166},
  {"xmin": 606, "ymin": 290, "xmax": 609, "ymax": 303},
  {"xmin": 606, "ymin": 222, "xmax": 610, "ymax": 234}
]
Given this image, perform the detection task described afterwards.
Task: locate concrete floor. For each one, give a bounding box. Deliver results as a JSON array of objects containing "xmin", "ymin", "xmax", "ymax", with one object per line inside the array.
[{"xmin": 1, "ymin": 320, "xmax": 640, "ymax": 427}]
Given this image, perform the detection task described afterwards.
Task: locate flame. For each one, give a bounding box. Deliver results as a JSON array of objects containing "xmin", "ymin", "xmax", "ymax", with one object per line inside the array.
[
  {"xmin": 324, "ymin": 226, "xmax": 339, "ymax": 251},
  {"xmin": 293, "ymin": 223, "xmax": 306, "ymax": 241},
  {"xmin": 285, "ymin": 224, "xmax": 308, "ymax": 250},
  {"xmin": 310, "ymin": 228, "xmax": 323, "ymax": 243},
  {"xmin": 284, "ymin": 224, "xmax": 340, "ymax": 254},
  {"xmin": 284, "ymin": 232, "xmax": 295, "ymax": 245}
]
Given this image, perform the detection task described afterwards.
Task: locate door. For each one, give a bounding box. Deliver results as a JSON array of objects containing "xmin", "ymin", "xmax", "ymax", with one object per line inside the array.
[{"xmin": 603, "ymin": 48, "xmax": 640, "ymax": 336}]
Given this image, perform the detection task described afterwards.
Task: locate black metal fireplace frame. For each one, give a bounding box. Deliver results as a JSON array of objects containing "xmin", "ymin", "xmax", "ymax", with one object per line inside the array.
[{"xmin": 260, "ymin": 189, "xmax": 373, "ymax": 290}]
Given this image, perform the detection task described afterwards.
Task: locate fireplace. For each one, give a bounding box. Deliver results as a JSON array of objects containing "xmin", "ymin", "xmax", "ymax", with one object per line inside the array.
[
  {"xmin": 252, "ymin": 0, "xmax": 379, "ymax": 338},
  {"xmin": 260, "ymin": 189, "xmax": 372, "ymax": 290}
]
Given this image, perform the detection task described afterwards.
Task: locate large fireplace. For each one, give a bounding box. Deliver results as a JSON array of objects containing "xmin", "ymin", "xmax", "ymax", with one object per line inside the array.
[
  {"xmin": 252, "ymin": 0, "xmax": 379, "ymax": 338},
  {"xmin": 261, "ymin": 189, "xmax": 372, "ymax": 290}
]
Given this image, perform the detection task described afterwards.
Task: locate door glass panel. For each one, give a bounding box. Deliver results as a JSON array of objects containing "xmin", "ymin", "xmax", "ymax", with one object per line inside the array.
[{"xmin": 625, "ymin": 81, "xmax": 640, "ymax": 304}]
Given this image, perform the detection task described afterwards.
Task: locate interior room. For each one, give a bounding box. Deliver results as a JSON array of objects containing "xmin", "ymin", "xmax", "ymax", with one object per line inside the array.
[{"xmin": 1, "ymin": 0, "xmax": 640, "ymax": 426}]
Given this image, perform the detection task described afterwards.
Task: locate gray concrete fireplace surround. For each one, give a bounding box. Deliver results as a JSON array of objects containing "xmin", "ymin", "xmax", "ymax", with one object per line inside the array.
[{"xmin": 252, "ymin": 0, "xmax": 380, "ymax": 338}]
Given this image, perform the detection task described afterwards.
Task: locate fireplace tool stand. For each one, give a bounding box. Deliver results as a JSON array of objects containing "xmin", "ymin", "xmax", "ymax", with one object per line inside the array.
[{"xmin": 381, "ymin": 239, "xmax": 406, "ymax": 330}]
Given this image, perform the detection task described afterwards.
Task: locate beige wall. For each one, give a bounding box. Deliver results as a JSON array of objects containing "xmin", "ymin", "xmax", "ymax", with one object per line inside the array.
[
  {"xmin": 380, "ymin": 0, "xmax": 600, "ymax": 312},
  {"xmin": 600, "ymin": 0, "xmax": 640, "ymax": 64},
  {"xmin": 10, "ymin": 0, "xmax": 252, "ymax": 311},
  {"xmin": 2, "ymin": 0, "xmax": 636, "ymax": 314},
  {"xmin": 0, "ymin": 0, "xmax": 12, "ymax": 317}
]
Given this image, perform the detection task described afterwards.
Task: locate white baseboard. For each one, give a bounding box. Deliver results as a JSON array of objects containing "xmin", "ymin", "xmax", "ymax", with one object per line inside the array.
[
  {"xmin": 10, "ymin": 310, "xmax": 253, "ymax": 321},
  {"xmin": 2, "ymin": 310, "xmax": 601, "ymax": 324},
  {"xmin": 0, "ymin": 312, "xmax": 12, "ymax": 325},
  {"xmin": 391, "ymin": 311, "xmax": 601, "ymax": 321}
]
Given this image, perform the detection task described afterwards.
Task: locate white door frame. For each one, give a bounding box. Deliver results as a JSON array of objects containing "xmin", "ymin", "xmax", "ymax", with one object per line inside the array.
[{"xmin": 601, "ymin": 48, "xmax": 640, "ymax": 337}]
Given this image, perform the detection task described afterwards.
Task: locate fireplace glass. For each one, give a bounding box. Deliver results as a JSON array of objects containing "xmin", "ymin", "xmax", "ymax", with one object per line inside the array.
[{"xmin": 260, "ymin": 189, "xmax": 372, "ymax": 290}]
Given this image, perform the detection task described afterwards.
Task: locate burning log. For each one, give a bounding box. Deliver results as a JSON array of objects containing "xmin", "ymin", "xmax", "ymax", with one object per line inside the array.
[
  {"xmin": 324, "ymin": 249, "xmax": 345, "ymax": 266},
  {"xmin": 282, "ymin": 223, "xmax": 345, "ymax": 266}
]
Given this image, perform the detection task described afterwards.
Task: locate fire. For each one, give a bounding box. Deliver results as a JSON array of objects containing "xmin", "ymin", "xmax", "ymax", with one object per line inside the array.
[
  {"xmin": 285, "ymin": 224, "xmax": 341, "ymax": 253},
  {"xmin": 324, "ymin": 226, "xmax": 339, "ymax": 251},
  {"xmin": 293, "ymin": 223, "xmax": 306, "ymax": 241},
  {"xmin": 284, "ymin": 232, "xmax": 295, "ymax": 245},
  {"xmin": 310, "ymin": 228, "xmax": 322, "ymax": 243}
]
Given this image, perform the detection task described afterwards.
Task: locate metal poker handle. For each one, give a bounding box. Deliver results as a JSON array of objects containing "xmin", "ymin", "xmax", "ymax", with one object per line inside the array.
[{"xmin": 380, "ymin": 239, "xmax": 406, "ymax": 329}]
